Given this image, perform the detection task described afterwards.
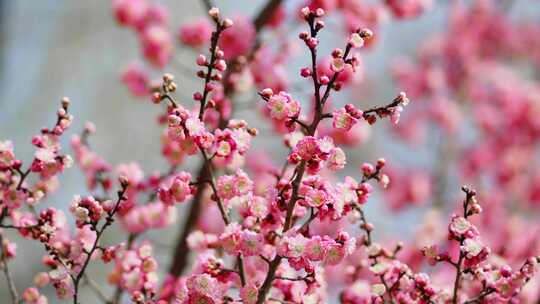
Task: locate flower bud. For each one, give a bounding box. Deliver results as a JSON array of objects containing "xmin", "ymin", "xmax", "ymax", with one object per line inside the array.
[
  {"xmin": 61, "ymin": 97, "xmax": 70, "ymax": 109},
  {"xmin": 208, "ymin": 7, "xmax": 220, "ymax": 19},
  {"xmin": 260, "ymin": 88, "xmax": 274, "ymax": 99},
  {"xmin": 300, "ymin": 67, "xmax": 312, "ymax": 78},
  {"xmin": 196, "ymin": 54, "xmax": 207, "ymax": 66},
  {"xmin": 358, "ymin": 28, "xmax": 373, "ymax": 39},
  {"xmin": 222, "ymin": 18, "xmax": 234, "ymax": 28}
]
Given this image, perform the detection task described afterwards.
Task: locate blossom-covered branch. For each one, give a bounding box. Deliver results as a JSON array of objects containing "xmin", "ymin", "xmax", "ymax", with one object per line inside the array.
[{"xmin": 1, "ymin": 0, "xmax": 539, "ymax": 303}]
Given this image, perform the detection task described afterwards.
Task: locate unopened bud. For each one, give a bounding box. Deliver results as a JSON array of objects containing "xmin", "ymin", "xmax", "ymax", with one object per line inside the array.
[
  {"xmin": 208, "ymin": 7, "xmax": 220, "ymax": 19},
  {"xmin": 61, "ymin": 97, "xmax": 70, "ymax": 109},
  {"xmin": 222, "ymin": 18, "xmax": 234, "ymax": 28},
  {"xmin": 118, "ymin": 176, "xmax": 130, "ymax": 188},
  {"xmin": 358, "ymin": 28, "xmax": 373, "ymax": 39}
]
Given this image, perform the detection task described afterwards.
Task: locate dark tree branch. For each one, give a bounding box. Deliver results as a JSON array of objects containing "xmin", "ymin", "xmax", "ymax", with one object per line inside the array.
[
  {"xmin": 254, "ymin": 0, "xmax": 283, "ymax": 32},
  {"xmin": 200, "ymin": 0, "xmax": 213, "ymax": 12},
  {"xmin": 0, "ymin": 212, "xmax": 20, "ymax": 304}
]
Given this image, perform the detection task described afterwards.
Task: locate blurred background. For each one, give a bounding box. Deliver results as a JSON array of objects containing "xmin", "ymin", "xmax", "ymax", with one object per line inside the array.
[{"xmin": 1, "ymin": 0, "xmax": 540, "ymax": 302}]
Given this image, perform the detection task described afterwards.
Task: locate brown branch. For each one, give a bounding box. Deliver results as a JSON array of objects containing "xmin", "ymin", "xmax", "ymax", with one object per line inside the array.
[
  {"xmin": 254, "ymin": 0, "xmax": 283, "ymax": 32},
  {"xmin": 72, "ymin": 184, "xmax": 128, "ymax": 304},
  {"xmin": 166, "ymin": 0, "xmax": 287, "ymax": 278},
  {"xmin": 197, "ymin": 22, "xmax": 224, "ymax": 120},
  {"xmin": 0, "ymin": 224, "xmax": 38, "ymax": 230},
  {"xmin": 354, "ymin": 203, "xmax": 394, "ymax": 303},
  {"xmin": 463, "ymin": 287, "xmax": 496, "ymax": 304},
  {"xmin": 299, "ymin": 208, "xmax": 317, "ymax": 233},
  {"xmin": 198, "ymin": 149, "xmax": 248, "ymax": 286},
  {"xmin": 255, "ymin": 13, "xmax": 354, "ymax": 304},
  {"xmin": 0, "ymin": 212, "xmax": 20, "ymax": 304},
  {"xmin": 0, "ymin": 236, "xmax": 19, "ymax": 304},
  {"xmin": 200, "ymin": 0, "xmax": 213, "ymax": 12},
  {"xmin": 275, "ymin": 272, "xmax": 313, "ymax": 282},
  {"xmin": 451, "ymin": 187, "xmax": 476, "ymax": 304},
  {"xmin": 14, "ymin": 168, "xmax": 30, "ymax": 191},
  {"xmin": 83, "ymin": 274, "xmax": 108, "ymax": 303}
]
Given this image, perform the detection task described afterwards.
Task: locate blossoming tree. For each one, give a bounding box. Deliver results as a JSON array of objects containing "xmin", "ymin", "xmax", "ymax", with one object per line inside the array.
[{"xmin": 0, "ymin": 0, "xmax": 539, "ymax": 303}]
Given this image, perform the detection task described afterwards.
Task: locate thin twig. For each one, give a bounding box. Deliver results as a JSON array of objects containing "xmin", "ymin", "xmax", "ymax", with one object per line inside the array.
[
  {"xmin": 463, "ymin": 287, "xmax": 496, "ymax": 304},
  {"xmin": 72, "ymin": 185, "xmax": 128, "ymax": 304},
  {"xmin": 197, "ymin": 23, "xmax": 223, "ymax": 120},
  {"xmin": 199, "ymin": 149, "xmax": 248, "ymax": 286},
  {"xmin": 451, "ymin": 188, "xmax": 475, "ymax": 304},
  {"xmin": 0, "ymin": 212, "xmax": 20, "ymax": 304},
  {"xmin": 83, "ymin": 273, "xmax": 109, "ymax": 303}
]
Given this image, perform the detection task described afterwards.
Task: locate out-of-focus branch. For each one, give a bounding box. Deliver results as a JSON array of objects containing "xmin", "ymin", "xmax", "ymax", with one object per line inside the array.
[
  {"xmin": 0, "ymin": 212, "xmax": 20, "ymax": 304},
  {"xmin": 83, "ymin": 274, "xmax": 108, "ymax": 303},
  {"xmin": 433, "ymin": 136, "xmax": 454, "ymax": 209},
  {"xmin": 110, "ymin": 233, "xmax": 138, "ymax": 304},
  {"xmin": 201, "ymin": 0, "xmax": 213, "ymax": 12},
  {"xmin": 254, "ymin": 0, "xmax": 283, "ymax": 32}
]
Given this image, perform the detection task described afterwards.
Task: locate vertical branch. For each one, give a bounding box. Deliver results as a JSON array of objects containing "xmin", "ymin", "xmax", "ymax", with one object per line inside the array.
[
  {"xmin": 433, "ymin": 135, "xmax": 454, "ymax": 209},
  {"xmin": 197, "ymin": 22, "xmax": 223, "ymax": 120},
  {"xmin": 162, "ymin": 14, "xmax": 249, "ymax": 282},
  {"xmin": 200, "ymin": 0, "xmax": 213, "ymax": 12},
  {"xmin": 351, "ymin": 168, "xmax": 396, "ymax": 303},
  {"xmin": 83, "ymin": 274, "xmax": 109, "ymax": 303},
  {"xmin": 0, "ymin": 166, "xmax": 30, "ymax": 304},
  {"xmin": 167, "ymin": 0, "xmax": 285, "ymax": 278},
  {"xmin": 199, "ymin": 148, "xmax": 248, "ymax": 286},
  {"xmin": 355, "ymin": 206, "xmax": 394, "ymax": 303},
  {"xmin": 451, "ymin": 187, "xmax": 475, "ymax": 304},
  {"xmin": 72, "ymin": 183, "xmax": 128, "ymax": 304},
  {"xmin": 255, "ymin": 12, "xmax": 355, "ymax": 304},
  {"xmin": 254, "ymin": 0, "xmax": 283, "ymax": 32},
  {"xmin": 0, "ymin": 213, "xmax": 20, "ymax": 304}
]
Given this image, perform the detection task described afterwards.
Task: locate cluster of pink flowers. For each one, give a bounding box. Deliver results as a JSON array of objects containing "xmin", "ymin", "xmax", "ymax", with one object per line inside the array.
[
  {"xmin": 388, "ymin": 0, "xmax": 540, "ymax": 208},
  {"xmin": 71, "ymin": 123, "xmax": 112, "ymax": 191},
  {"xmin": 121, "ymin": 63, "xmax": 152, "ymax": 97},
  {"xmin": 108, "ymin": 243, "xmax": 159, "ymax": 302},
  {"xmin": 336, "ymin": 188, "xmax": 539, "ymax": 303},
  {"xmin": 384, "ymin": 166, "xmax": 432, "ymax": 210},
  {"xmin": 0, "ymin": 1, "xmax": 539, "ymax": 304},
  {"xmin": 288, "ymin": 136, "xmax": 346, "ymax": 174},
  {"xmin": 1, "ymin": 98, "xmax": 73, "ymax": 213},
  {"xmin": 333, "ymin": 104, "xmax": 363, "ymax": 131},
  {"xmin": 264, "ymin": 91, "xmax": 301, "ymax": 123},
  {"xmin": 278, "ymin": 229, "xmax": 356, "ymax": 267},
  {"xmin": 179, "ymin": 14, "xmax": 255, "ymax": 61},
  {"xmin": 157, "ymin": 172, "xmax": 193, "ymax": 205},
  {"xmin": 178, "ymin": 19, "xmax": 213, "ymax": 48},
  {"xmin": 120, "ymin": 201, "xmax": 176, "ymax": 234},
  {"xmin": 375, "ymin": 2, "xmax": 540, "ymax": 300},
  {"xmin": 113, "ymin": 0, "xmax": 171, "ymax": 67},
  {"xmin": 306, "ymin": 0, "xmax": 432, "ymax": 30},
  {"xmin": 21, "ymin": 287, "xmax": 47, "ymax": 304},
  {"xmin": 164, "ymin": 101, "xmax": 256, "ymax": 161},
  {"xmin": 418, "ymin": 187, "xmax": 538, "ymax": 302}
]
